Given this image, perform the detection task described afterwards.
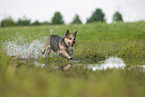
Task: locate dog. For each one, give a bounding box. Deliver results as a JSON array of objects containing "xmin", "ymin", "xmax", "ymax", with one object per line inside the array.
[{"xmin": 42, "ymin": 29, "xmax": 77, "ymax": 60}]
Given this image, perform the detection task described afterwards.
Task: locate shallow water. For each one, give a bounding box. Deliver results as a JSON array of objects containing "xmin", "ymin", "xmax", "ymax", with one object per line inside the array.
[
  {"xmin": 87, "ymin": 57, "xmax": 145, "ymax": 71},
  {"xmin": 33, "ymin": 56, "xmax": 145, "ymax": 71},
  {"xmin": 88, "ymin": 56, "xmax": 126, "ymax": 71},
  {"xmin": 3, "ymin": 39, "xmax": 145, "ymax": 71}
]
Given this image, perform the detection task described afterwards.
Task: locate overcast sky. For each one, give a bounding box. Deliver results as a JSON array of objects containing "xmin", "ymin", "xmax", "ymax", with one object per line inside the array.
[{"xmin": 0, "ymin": 0, "xmax": 145, "ymax": 23}]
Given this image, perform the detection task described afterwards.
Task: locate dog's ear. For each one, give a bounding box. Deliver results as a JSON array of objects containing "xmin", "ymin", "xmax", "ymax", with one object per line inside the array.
[
  {"xmin": 65, "ymin": 29, "xmax": 70, "ymax": 36},
  {"xmin": 73, "ymin": 31, "xmax": 78, "ymax": 37}
]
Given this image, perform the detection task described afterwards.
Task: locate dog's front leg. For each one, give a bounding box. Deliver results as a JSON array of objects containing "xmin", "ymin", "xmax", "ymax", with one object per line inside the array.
[{"xmin": 61, "ymin": 50, "xmax": 73, "ymax": 60}]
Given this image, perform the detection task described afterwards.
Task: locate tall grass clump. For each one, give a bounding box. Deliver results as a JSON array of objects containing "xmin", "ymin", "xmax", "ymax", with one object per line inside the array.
[{"xmin": 118, "ymin": 41, "xmax": 145, "ymax": 57}]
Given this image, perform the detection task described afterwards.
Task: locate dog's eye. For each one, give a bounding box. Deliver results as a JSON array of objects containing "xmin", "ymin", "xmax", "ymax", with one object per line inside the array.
[{"xmin": 69, "ymin": 38, "xmax": 72, "ymax": 40}]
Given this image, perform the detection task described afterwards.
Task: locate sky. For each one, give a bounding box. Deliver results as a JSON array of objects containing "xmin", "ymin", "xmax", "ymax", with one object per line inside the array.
[{"xmin": 0, "ymin": 0, "xmax": 145, "ymax": 24}]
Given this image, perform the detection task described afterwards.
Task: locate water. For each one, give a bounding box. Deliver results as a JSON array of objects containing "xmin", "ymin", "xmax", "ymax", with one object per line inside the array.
[
  {"xmin": 32, "ymin": 56, "xmax": 145, "ymax": 71},
  {"xmin": 4, "ymin": 38, "xmax": 44, "ymax": 59},
  {"xmin": 3, "ymin": 39, "xmax": 145, "ymax": 71},
  {"xmin": 88, "ymin": 56, "xmax": 126, "ymax": 71},
  {"xmin": 34, "ymin": 61, "xmax": 45, "ymax": 68},
  {"xmin": 87, "ymin": 57, "xmax": 145, "ymax": 71}
]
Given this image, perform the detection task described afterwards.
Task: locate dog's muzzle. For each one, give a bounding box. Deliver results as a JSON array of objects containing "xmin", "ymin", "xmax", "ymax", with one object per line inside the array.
[
  {"xmin": 73, "ymin": 40, "xmax": 75, "ymax": 44},
  {"xmin": 71, "ymin": 40, "xmax": 75, "ymax": 47},
  {"xmin": 68, "ymin": 40, "xmax": 75, "ymax": 47}
]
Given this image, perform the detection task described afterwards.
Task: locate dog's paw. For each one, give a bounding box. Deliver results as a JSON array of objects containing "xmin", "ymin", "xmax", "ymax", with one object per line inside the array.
[
  {"xmin": 42, "ymin": 51, "xmax": 45, "ymax": 54},
  {"xmin": 68, "ymin": 57, "xmax": 73, "ymax": 60},
  {"xmin": 42, "ymin": 49, "xmax": 45, "ymax": 54}
]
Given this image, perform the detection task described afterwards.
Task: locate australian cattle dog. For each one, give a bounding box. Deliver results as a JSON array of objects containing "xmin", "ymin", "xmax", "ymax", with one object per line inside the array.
[{"xmin": 42, "ymin": 29, "xmax": 77, "ymax": 60}]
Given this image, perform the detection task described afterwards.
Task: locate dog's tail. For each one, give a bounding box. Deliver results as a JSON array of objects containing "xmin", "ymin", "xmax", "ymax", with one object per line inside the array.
[{"xmin": 50, "ymin": 29, "xmax": 54, "ymax": 35}]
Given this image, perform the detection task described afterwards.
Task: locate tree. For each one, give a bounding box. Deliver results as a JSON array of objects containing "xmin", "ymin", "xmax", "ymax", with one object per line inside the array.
[
  {"xmin": 51, "ymin": 12, "xmax": 64, "ymax": 25},
  {"xmin": 71, "ymin": 14, "xmax": 82, "ymax": 24},
  {"xmin": 1, "ymin": 17, "xmax": 16, "ymax": 27},
  {"xmin": 41, "ymin": 21, "xmax": 50, "ymax": 25},
  {"xmin": 17, "ymin": 16, "xmax": 31, "ymax": 26},
  {"xmin": 113, "ymin": 11, "xmax": 123, "ymax": 22},
  {"xmin": 87, "ymin": 8, "xmax": 106, "ymax": 23},
  {"xmin": 32, "ymin": 20, "xmax": 40, "ymax": 26}
]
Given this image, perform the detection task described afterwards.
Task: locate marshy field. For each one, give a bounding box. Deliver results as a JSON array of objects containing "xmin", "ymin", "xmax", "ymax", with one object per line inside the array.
[{"xmin": 0, "ymin": 21, "xmax": 145, "ymax": 97}]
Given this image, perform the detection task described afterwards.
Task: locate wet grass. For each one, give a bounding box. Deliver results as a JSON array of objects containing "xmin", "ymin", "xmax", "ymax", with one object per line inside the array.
[{"xmin": 0, "ymin": 21, "xmax": 145, "ymax": 97}]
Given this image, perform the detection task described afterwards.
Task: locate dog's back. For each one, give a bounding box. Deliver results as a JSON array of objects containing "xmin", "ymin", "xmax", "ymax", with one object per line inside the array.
[{"xmin": 50, "ymin": 35, "xmax": 60, "ymax": 52}]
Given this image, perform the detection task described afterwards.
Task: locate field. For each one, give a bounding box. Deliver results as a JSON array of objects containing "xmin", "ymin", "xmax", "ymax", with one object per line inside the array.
[{"xmin": 0, "ymin": 21, "xmax": 145, "ymax": 97}]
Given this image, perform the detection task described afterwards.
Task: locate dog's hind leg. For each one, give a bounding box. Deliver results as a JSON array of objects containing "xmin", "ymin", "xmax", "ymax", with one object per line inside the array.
[
  {"xmin": 42, "ymin": 45, "xmax": 51, "ymax": 55},
  {"xmin": 42, "ymin": 46, "xmax": 49, "ymax": 54},
  {"xmin": 42, "ymin": 37, "xmax": 50, "ymax": 54},
  {"xmin": 42, "ymin": 48, "xmax": 45, "ymax": 54},
  {"xmin": 47, "ymin": 46, "xmax": 51, "ymax": 55}
]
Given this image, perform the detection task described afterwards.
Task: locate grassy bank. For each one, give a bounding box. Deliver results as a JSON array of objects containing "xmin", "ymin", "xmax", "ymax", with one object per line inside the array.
[
  {"xmin": 0, "ymin": 21, "xmax": 145, "ymax": 97},
  {"xmin": 0, "ymin": 21, "xmax": 145, "ymax": 58}
]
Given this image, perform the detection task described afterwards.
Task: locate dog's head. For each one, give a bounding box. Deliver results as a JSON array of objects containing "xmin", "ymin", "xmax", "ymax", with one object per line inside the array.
[{"xmin": 64, "ymin": 29, "xmax": 77, "ymax": 47}]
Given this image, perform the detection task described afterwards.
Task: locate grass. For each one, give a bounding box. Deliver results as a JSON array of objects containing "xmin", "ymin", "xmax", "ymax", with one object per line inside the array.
[
  {"xmin": 1, "ymin": 21, "xmax": 145, "ymax": 59},
  {"xmin": 0, "ymin": 21, "xmax": 145, "ymax": 97}
]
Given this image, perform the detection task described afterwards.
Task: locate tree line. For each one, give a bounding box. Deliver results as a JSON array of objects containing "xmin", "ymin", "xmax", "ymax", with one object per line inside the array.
[{"xmin": 0, "ymin": 8, "xmax": 123, "ymax": 27}]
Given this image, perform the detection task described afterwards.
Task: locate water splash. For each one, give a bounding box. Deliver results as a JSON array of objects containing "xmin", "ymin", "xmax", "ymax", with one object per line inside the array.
[
  {"xmin": 3, "ymin": 37, "xmax": 44, "ymax": 59},
  {"xmin": 34, "ymin": 61, "xmax": 45, "ymax": 68},
  {"xmin": 88, "ymin": 57, "xmax": 126, "ymax": 71}
]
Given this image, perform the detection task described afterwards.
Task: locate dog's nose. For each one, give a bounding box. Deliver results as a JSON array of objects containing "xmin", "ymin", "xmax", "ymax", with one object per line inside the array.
[{"xmin": 73, "ymin": 41, "xmax": 75, "ymax": 44}]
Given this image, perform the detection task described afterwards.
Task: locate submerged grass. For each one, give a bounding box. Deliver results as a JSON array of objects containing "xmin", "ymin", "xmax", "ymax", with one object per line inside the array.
[{"xmin": 0, "ymin": 21, "xmax": 145, "ymax": 97}]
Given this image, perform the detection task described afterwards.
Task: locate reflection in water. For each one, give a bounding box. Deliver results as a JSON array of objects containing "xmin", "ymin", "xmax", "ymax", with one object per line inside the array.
[
  {"xmin": 88, "ymin": 57, "xmax": 126, "ymax": 71},
  {"xmin": 34, "ymin": 61, "xmax": 72, "ymax": 70},
  {"xmin": 32, "ymin": 56, "xmax": 145, "ymax": 71}
]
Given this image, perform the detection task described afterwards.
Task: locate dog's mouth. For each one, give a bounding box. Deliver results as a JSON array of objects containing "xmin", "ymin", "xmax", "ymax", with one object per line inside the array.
[{"xmin": 68, "ymin": 42, "xmax": 73, "ymax": 47}]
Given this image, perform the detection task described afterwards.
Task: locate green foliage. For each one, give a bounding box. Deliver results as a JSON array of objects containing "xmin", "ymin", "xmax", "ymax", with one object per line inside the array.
[
  {"xmin": 87, "ymin": 8, "xmax": 106, "ymax": 23},
  {"xmin": 17, "ymin": 16, "xmax": 31, "ymax": 26},
  {"xmin": 113, "ymin": 11, "xmax": 123, "ymax": 22},
  {"xmin": 0, "ymin": 21, "xmax": 145, "ymax": 58},
  {"xmin": 40, "ymin": 21, "xmax": 50, "ymax": 25},
  {"xmin": 118, "ymin": 41, "xmax": 145, "ymax": 57},
  {"xmin": 0, "ymin": 58, "xmax": 145, "ymax": 97},
  {"xmin": 0, "ymin": 22, "xmax": 145, "ymax": 97},
  {"xmin": 51, "ymin": 12, "xmax": 64, "ymax": 25},
  {"xmin": 32, "ymin": 20, "xmax": 40, "ymax": 26},
  {"xmin": 0, "ymin": 49, "xmax": 9, "ymax": 76},
  {"xmin": 71, "ymin": 14, "xmax": 82, "ymax": 24},
  {"xmin": 1, "ymin": 17, "xmax": 16, "ymax": 27},
  {"xmin": 0, "ymin": 10, "xmax": 126, "ymax": 27}
]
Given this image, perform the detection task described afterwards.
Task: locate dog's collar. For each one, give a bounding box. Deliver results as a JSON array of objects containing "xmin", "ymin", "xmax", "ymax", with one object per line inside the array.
[{"xmin": 60, "ymin": 36, "xmax": 69, "ymax": 48}]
